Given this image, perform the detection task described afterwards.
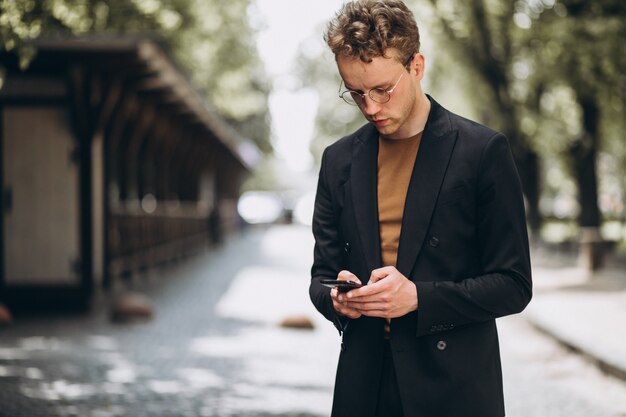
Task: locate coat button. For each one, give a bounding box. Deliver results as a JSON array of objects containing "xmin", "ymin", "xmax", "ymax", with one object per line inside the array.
[
  {"xmin": 437, "ymin": 340, "xmax": 447, "ymax": 351},
  {"xmin": 344, "ymin": 242, "xmax": 351, "ymax": 253},
  {"xmin": 429, "ymin": 237, "xmax": 440, "ymax": 247}
]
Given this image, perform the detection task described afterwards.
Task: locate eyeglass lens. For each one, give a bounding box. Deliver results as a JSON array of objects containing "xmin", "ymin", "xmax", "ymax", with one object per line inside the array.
[{"xmin": 345, "ymin": 88, "xmax": 389, "ymax": 105}]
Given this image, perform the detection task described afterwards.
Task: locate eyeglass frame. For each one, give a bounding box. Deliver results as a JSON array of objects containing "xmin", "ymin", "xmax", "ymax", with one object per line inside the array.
[{"xmin": 338, "ymin": 54, "xmax": 415, "ymax": 106}]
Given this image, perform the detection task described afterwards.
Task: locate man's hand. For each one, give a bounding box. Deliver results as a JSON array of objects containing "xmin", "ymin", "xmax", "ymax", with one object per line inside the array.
[
  {"xmin": 342, "ymin": 266, "xmax": 418, "ymax": 319},
  {"xmin": 330, "ymin": 270, "xmax": 363, "ymax": 319}
]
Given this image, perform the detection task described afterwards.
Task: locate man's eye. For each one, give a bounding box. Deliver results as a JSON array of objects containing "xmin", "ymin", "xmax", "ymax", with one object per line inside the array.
[{"xmin": 371, "ymin": 88, "xmax": 388, "ymax": 98}]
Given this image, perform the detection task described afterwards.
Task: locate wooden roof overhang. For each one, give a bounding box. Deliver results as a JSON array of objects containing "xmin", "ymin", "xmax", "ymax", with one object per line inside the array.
[{"xmin": 0, "ymin": 37, "xmax": 259, "ymax": 172}]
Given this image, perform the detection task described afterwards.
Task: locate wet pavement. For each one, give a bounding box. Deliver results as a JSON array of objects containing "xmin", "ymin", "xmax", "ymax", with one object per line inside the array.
[
  {"xmin": 0, "ymin": 226, "xmax": 336, "ymax": 417},
  {"xmin": 1, "ymin": 224, "xmax": 626, "ymax": 417}
]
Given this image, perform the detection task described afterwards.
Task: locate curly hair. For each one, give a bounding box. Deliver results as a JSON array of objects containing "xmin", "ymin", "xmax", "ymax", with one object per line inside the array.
[{"xmin": 324, "ymin": 0, "xmax": 420, "ymax": 64}]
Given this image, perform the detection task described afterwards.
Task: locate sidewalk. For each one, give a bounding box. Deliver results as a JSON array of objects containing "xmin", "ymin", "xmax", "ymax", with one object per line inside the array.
[
  {"xmin": 0, "ymin": 225, "xmax": 337, "ymax": 417},
  {"xmin": 524, "ymin": 250, "xmax": 626, "ymax": 382}
]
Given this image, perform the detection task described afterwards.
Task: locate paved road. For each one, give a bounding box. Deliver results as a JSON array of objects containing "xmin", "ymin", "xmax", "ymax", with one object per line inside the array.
[{"xmin": 1, "ymin": 225, "xmax": 625, "ymax": 417}]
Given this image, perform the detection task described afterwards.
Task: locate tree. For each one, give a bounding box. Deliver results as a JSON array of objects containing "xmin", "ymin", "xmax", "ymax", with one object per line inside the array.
[
  {"xmin": 172, "ymin": 0, "xmax": 272, "ymax": 152},
  {"xmin": 0, "ymin": 0, "xmax": 271, "ymax": 151},
  {"xmin": 528, "ymin": 0, "xmax": 626, "ymax": 235},
  {"xmin": 422, "ymin": 0, "xmax": 543, "ymax": 234},
  {"xmin": 297, "ymin": 0, "xmax": 626, "ymax": 254}
]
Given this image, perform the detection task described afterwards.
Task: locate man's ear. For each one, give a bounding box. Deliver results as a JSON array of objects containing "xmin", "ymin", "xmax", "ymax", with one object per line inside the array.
[{"xmin": 412, "ymin": 53, "xmax": 426, "ymax": 80}]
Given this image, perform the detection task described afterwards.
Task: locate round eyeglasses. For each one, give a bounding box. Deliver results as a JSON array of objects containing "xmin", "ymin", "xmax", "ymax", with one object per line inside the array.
[
  {"xmin": 338, "ymin": 54, "xmax": 414, "ymax": 106},
  {"xmin": 339, "ymin": 72, "xmax": 405, "ymax": 106}
]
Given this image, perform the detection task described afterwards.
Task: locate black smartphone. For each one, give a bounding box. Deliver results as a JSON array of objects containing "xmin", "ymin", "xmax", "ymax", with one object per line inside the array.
[{"xmin": 320, "ymin": 279, "xmax": 363, "ymax": 292}]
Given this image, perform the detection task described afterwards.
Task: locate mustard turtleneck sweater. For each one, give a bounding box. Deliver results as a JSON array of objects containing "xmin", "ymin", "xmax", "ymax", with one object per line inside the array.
[{"xmin": 377, "ymin": 131, "xmax": 423, "ymax": 268}]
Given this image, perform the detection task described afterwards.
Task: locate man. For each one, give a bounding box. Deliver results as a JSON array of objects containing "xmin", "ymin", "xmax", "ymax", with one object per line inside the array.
[{"xmin": 309, "ymin": 1, "xmax": 532, "ymax": 416}]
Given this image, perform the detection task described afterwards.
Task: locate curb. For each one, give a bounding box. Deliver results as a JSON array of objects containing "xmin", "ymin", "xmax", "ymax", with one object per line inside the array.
[
  {"xmin": 528, "ymin": 266, "xmax": 626, "ymax": 383},
  {"xmin": 528, "ymin": 319, "xmax": 626, "ymax": 383}
]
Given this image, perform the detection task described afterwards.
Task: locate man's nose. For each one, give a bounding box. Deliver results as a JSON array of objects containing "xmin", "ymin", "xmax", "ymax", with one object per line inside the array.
[{"xmin": 360, "ymin": 95, "xmax": 382, "ymax": 115}]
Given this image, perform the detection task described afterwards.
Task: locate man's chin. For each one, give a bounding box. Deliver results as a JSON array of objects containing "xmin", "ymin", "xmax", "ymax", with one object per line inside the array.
[{"xmin": 372, "ymin": 122, "xmax": 398, "ymax": 137}]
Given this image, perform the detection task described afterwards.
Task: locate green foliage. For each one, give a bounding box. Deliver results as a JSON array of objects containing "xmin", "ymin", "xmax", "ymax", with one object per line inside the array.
[
  {"xmin": 518, "ymin": 1, "xmax": 626, "ymax": 143},
  {"xmin": 0, "ymin": 0, "xmax": 271, "ymax": 152},
  {"xmin": 171, "ymin": 0, "xmax": 271, "ymax": 151},
  {"xmin": 295, "ymin": 23, "xmax": 371, "ymax": 163},
  {"xmin": 522, "ymin": 0, "xmax": 626, "ymax": 223},
  {"xmin": 415, "ymin": 0, "xmax": 626, "ymax": 228},
  {"xmin": 0, "ymin": 0, "xmax": 190, "ymax": 64},
  {"xmin": 297, "ymin": 0, "xmax": 626, "ymax": 235}
]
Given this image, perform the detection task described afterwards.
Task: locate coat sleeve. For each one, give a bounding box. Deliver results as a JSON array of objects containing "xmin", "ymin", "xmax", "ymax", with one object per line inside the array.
[
  {"xmin": 309, "ymin": 148, "xmax": 349, "ymax": 334},
  {"xmin": 414, "ymin": 133, "xmax": 532, "ymax": 337}
]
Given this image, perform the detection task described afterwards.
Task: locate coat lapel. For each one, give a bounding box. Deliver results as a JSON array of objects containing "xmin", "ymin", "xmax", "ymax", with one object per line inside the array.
[
  {"xmin": 396, "ymin": 98, "xmax": 458, "ymax": 277},
  {"xmin": 350, "ymin": 124, "xmax": 382, "ymax": 276}
]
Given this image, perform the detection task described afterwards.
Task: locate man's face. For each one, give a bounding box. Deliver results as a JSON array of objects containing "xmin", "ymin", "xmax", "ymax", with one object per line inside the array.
[{"xmin": 337, "ymin": 50, "xmax": 425, "ymax": 139}]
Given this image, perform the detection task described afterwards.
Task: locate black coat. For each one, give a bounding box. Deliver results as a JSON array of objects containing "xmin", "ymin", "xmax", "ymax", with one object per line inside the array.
[{"xmin": 310, "ymin": 97, "xmax": 532, "ymax": 417}]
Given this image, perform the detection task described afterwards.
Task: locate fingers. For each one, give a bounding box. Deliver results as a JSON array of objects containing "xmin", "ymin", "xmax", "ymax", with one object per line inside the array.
[
  {"xmin": 331, "ymin": 287, "xmax": 362, "ymax": 319},
  {"xmin": 346, "ymin": 276, "xmax": 390, "ymax": 299},
  {"xmin": 335, "ymin": 304, "xmax": 362, "ymax": 319},
  {"xmin": 343, "ymin": 286, "xmax": 388, "ymax": 302},
  {"xmin": 342, "ymin": 294, "xmax": 391, "ymax": 311},
  {"xmin": 329, "ymin": 267, "xmax": 413, "ymax": 319},
  {"xmin": 338, "ymin": 297, "xmax": 393, "ymax": 318},
  {"xmin": 343, "ymin": 267, "xmax": 417, "ymax": 319},
  {"xmin": 333, "ymin": 300, "xmax": 362, "ymax": 318},
  {"xmin": 338, "ymin": 270, "xmax": 361, "ymax": 284},
  {"xmin": 368, "ymin": 266, "xmax": 396, "ymax": 283},
  {"xmin": 344, "ymin": 268, "xmax": 391, "ymax": 298}
]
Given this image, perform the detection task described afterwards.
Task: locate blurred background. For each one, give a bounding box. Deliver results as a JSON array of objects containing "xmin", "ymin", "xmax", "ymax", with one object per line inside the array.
[{"xmin": 0, "ymin": 0, "xmax": 625, "ymax": 416}]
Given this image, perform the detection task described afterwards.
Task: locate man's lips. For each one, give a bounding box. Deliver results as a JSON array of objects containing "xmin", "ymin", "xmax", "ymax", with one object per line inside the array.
[{"xmin": 372, "ymin": 118, "xmax": 389, "ymax": 126}]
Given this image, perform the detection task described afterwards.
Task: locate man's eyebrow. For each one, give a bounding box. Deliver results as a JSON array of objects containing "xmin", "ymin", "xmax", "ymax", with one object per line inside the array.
[
  {"xmin": 343, "ymin": 81, "xmax": 361, "ymax": 92},
  {"xmin": 341, "ymin": 80, "xmax": 363, "ymax": 93},
  {"xmin": 344, "ymin": 80, "xmax": 392, "ymax": 92}
]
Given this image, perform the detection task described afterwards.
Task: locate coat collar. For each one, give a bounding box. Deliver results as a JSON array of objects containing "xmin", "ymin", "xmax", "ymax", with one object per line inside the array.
[
  {"xmin": 350, "ymin": 96, "xmax": 458, "ymax": 277},
  {"xmin": 350, "ymin": 123, "xmax": 381, "ymax": 276},
  {"xmin": 396, "ymin": 97, "xmax": 458, "ymax": 276}
]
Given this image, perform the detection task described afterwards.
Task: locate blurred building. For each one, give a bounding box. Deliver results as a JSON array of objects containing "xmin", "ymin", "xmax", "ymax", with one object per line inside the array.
[{"xmin": 0, "ymin": 38, "xmax": 257, "ymax": 311}]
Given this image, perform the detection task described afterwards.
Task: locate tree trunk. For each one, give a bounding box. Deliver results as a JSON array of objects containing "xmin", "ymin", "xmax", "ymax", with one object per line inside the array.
[
  {"xmin": 429, "ymin": 0, "xmax": 544, "ymax": 235},
  {"xmin": 569, "ymin": 95, "xmax": 603, "ymax": 269},
  {"xmin": 492, "ymin": 91, "xmax": 543, "ymax": 236},
  {"xmin": 517, "ymin": 150, "xmax": 542, "ymax": 235},
  {"xmin": 570, "ymin": 96, "xmax": 601, "ymax": 229}
]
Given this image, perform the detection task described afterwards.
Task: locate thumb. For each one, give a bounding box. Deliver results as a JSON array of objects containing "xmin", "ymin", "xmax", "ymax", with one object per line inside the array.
[
  {"xmin": 338, "ymin": 270, "xmax": 361, "ymax": 284},
  {"xmin": 369, "ymin": 267, "xmax": 392, "ymax": 284}
]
